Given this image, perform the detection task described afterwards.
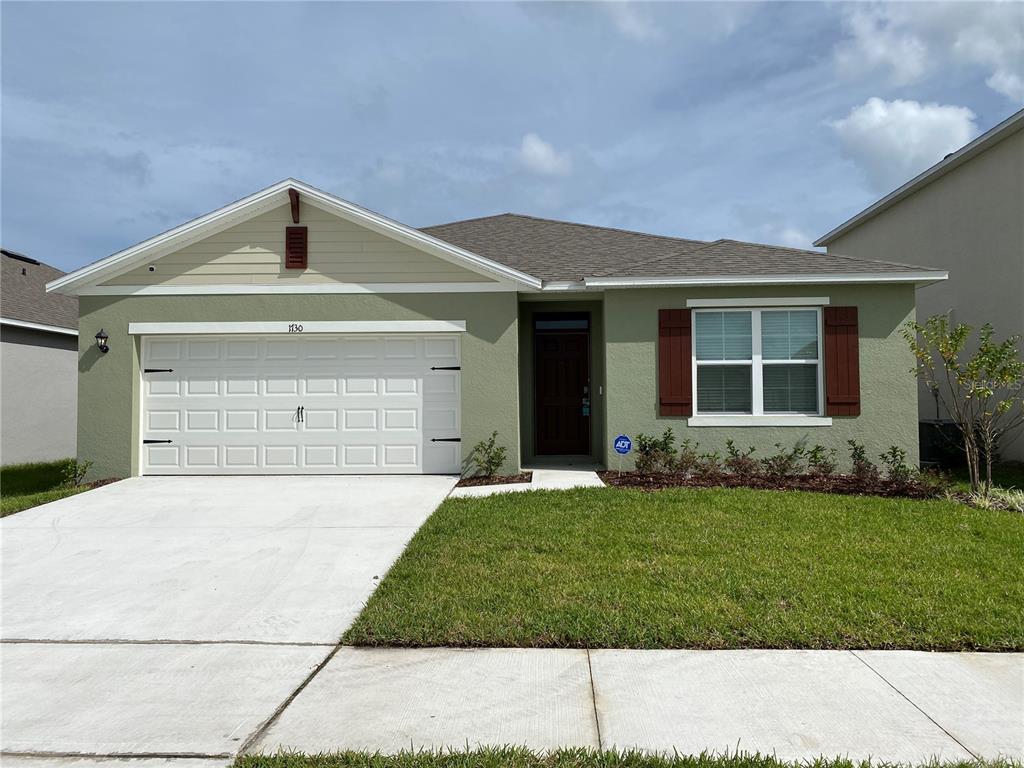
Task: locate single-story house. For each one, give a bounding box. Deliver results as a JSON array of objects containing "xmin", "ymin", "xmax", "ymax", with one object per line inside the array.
[
  {"xmin": 2, "ymin": 248, "xmax": 79, "ymax": 465},
  {"xmin": 47, "ymin": 180, "xmax": 947, "ymax": 478},
  {"xmin": 816, "ymin": 107, "xmax": 1023, "ymax": 462}
]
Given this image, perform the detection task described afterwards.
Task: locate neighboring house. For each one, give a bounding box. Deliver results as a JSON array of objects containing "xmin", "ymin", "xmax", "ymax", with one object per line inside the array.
[
  {"xmin": 47, "ymin": 180, "xmax": 945, "ymax": 479},
  {"xmin": 1, "ymin": 249, "xmax": 79, "ymax": 465},
  {"xmin": 816, "ymin": 108, "xmax": 1024, "ymax": 462}
]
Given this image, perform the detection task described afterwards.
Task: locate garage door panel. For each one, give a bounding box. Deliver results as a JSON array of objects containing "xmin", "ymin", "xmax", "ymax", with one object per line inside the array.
[
  {"xmin": 185, "ymin": 410, "xmax": 219, "ymax": 431},
  {"xmin": 225, "ymin": 445, "xmax": 258, "ymax": 468},
  {"xmin": 141, "ymin": 333, "xmax": 460, "ymax": 475},
  {"xmin": 304, "ymin": 409, "xmax": 338, "ymax": 430}
]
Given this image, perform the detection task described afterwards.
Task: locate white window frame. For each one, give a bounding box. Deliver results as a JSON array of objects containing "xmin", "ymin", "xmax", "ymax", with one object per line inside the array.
[{"xmin": 688, "ymin": 306, "xmax": 832, "ymax": 427}]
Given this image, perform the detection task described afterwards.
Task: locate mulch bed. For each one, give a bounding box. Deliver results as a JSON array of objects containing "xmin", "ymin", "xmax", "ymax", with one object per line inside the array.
[
  {"xmin": 87, "ymin": 478, "xmax": 121, "ymax": 490},
  {"xmin": 456, "ymin": 472, "xmax": 533, "ymax": 488},
  {"xmin": 598, "ymin": 470, "xmax": 943, "ymax": 499}
]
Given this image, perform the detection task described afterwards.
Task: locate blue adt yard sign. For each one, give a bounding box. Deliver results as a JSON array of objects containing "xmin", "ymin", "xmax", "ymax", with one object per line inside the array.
[{"xmin": 614, "ymin": 434, "xmax": 632, "ymax": 455}]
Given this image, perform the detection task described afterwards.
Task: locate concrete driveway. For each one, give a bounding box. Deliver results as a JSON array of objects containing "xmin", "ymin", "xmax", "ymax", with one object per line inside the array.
[{"xmin": 0, "ymin": 475, "xmax": 455, "ymax": 760}]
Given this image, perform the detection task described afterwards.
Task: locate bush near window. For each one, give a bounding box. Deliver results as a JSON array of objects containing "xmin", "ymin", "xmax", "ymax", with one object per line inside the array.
[{"xmin": 606, "ymin": 435, "xmax": 945, "ymax": 500}]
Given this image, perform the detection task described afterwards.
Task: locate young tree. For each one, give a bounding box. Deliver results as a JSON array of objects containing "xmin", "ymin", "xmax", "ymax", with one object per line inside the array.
[{"xmin": 904, "ymin": 316, "xmax": 1024, "ymax": 494}]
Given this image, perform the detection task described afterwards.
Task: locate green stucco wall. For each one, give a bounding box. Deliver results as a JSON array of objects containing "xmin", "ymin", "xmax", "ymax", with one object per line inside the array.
[
  {"xmin": 77, "ymin": 292, "xmax": 521, "ymax": 479},
  {"xmin": 603, "ymin": 284, "xmax": 919, "ymax": 471}
]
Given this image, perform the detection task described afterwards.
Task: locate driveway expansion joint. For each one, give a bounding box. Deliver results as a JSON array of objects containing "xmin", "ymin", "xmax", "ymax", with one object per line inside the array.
[
  {"xmin": 1, "ymin": 638, "xmax": 336, "ymax": 647},
  {"xmin": 237, "ymin": 643, "xmax": 344, "ymax": 755},
  {"xmin": 585, "ymin": 649, "xmax": 604, "ymax": 749},
  {"xmin": 849, "ymin": 650, "xmax": 979, "ymax": 759},
  {"xmin": 0, "ymin": 750, "xmax": 234, "ymax": 760}
]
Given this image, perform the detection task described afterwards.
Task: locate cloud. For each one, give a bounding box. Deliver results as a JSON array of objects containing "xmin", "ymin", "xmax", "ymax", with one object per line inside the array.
[
  {"xmin": 835, "ymin": 6, "xmax": 929, "ymax": 86},
  {"xmin": 602, "ymin": 3, "xmax": 662, "ymax": 42},
  {"xmin": 520, "ymin": 133, "xmax": 572, "ymax": 176},
  {"xmin": 831, "ymin": 98, "xmax": 978, "ymax": 194},
  {"xmin": 834, "ymin": 3, "xmax": 1024, "ymax": 102}
]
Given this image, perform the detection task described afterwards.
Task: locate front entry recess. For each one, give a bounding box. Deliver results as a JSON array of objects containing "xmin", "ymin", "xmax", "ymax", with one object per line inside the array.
[{"xmin": 534, "ymin": 313, "xmax": 591, "ymax": 455}]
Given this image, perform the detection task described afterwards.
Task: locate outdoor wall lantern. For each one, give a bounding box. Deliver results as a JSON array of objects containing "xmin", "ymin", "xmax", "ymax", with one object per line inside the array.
[{"xmin": 95, "ymin": 328, "xmax": 110, "ymax": 354}]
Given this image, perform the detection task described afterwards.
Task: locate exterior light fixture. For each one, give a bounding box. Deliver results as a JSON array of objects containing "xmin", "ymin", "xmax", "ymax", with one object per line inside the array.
[{"xmin": 95, "ymin": 328, "xmax": 110, "ymax": 354}]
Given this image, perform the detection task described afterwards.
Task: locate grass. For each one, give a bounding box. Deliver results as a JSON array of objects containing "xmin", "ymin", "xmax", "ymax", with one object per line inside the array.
[
  {"xmin": 234, "ymin": 749, "xmax": 1018, "ymax": 768},
  {"xmin": 344, "ymin": 486, "xmax": 1024, "ymax": 651},
  {"xmin": 0, "ymin": 459, "xmax": 85, "ymax": 517},
  {"xmin": 951, "ymin": 462, "xmax": 1024, "ymax": 492}
]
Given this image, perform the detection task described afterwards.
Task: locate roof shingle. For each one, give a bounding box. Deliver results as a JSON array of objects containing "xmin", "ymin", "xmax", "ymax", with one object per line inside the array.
[
  {"xmin": 421, "ymin": 214, "xmax": 935, "ymax": 283},
  {"xmin": 2, "ymin": 249, "xmax": 78, "ymax": 330}
]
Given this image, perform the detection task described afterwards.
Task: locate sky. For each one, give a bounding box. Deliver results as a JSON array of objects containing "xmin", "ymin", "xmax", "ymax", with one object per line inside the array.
[{"xmin": 2, "ymin": 1, "xmax": 1022, "ymax": 273}]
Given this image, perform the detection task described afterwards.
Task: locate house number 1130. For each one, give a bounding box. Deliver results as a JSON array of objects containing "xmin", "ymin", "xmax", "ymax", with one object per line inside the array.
[{"xmin": 287, "ymin": 323, "xmax": 304, "ymax": 333}]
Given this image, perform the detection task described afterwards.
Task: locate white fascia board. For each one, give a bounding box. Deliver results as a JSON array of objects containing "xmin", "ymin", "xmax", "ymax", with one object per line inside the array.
[
  {"xmin": 47, "ymin": 178, "xmax": 543, "ymax": 295},
  {"xmin": 128, "ymin": 320, "xmax": 467, "ymax": 335},
  {"xmin": 0, "ymin": 317, "xmax": 78, "ymax": 336},
  {"xmin": 584, "ymin": 271, "xmax": 948, "ymax": 288},
  {"xmin": 815, "ymin": 109, "xmax": 1024, "ymax": 246},
  {"xmin": 687, "ymin": 297, "xmax": 830, "ymax": 307},
  {"xmin": 79, "ymin": 282, "xmax": 516, "ymax": 296}
]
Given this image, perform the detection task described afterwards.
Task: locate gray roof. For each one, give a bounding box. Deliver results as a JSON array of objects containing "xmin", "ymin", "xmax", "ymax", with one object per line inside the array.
[
  {"xmin": 421, "ymin": 213, "xmax": 933, "ymax": 282},
  {"xmin": 2, "ymin": 249, "xmax": 78, "ymax": 330}
]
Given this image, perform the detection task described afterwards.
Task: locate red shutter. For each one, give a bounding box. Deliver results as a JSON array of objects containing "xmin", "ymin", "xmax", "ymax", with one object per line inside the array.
[
  {"xmin": 285, "ymin": 226, "xmax": 308, "ymax": 269},
  {"xmin": 824, "ymin": 306, "xmax": 861, "ymax": 416},
  {"xmin": 658, "ymin": 308, "xmax": 692, "ymax": 416}
]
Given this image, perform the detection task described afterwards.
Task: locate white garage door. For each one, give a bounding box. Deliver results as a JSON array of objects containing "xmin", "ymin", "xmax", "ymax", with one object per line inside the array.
[{"xmin": 140, "ymin": 333, "xmax": 461, "ymax": 475}]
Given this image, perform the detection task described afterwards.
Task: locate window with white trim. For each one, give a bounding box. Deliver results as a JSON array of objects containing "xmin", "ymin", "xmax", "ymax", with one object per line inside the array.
[{"xmin": 693, "ymin": 308, "xmax": 823, "ymax": 416}]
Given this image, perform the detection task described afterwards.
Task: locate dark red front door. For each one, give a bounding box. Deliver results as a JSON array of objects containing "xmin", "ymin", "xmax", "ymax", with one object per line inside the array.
[{"xmin": 535, "ymin": 328, "xmax": 590, "ymax": 455}]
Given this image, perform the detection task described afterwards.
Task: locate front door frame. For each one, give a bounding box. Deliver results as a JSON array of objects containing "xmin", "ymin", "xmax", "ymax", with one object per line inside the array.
[{"xmin": 533, "ymin": 311, "xmax": 592, "ymax": 456}]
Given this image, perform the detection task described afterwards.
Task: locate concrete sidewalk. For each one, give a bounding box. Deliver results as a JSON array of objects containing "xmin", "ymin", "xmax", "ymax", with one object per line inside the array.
[
  {"xmin": 251, "ymin": 647, "xmax": 1023, "ymax": 761},
  {"xmin": 449, "ymin": 468, "xmax": 604, "ymax": 498}
]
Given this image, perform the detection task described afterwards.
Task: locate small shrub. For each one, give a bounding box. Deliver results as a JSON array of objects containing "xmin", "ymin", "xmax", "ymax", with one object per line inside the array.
[
  {"xmin": 847, "ymin": 439, "xmax": 880, "ymax": 481},
  {"xmin": 469, "ymin": 431, "xmax": 507, "ymax": 477},
  {"xmin": 760, "ymin": 442, "xmax": 805, "ymax": 478},
  {"xmin": 880, "ymin": 445, "xmax": 913, "ymax": 483},
  {"xmin": 675, "ymin": 439, "xmax": 700, "ymax": 474},
  {"xmin": 693, "ymin": 451, "xmax": 723, "ymax": 478},
  {"xmin": 60, "ymin": 459, "xmax": 93, "ymax": 488},
  {"xmin": 993, "ymin": 488, "xmax": 1024, "ymax": 513},
  {"xmin": 806, "ymin": 444, "xmax": 837, "ymax": 476},
  {"xmin": 724, "ymin": 440, "xmax": 759, "ymax": 476},
  {"xmin": 634, "ymin": 428, "xmax": 677, "ymax": 473}
]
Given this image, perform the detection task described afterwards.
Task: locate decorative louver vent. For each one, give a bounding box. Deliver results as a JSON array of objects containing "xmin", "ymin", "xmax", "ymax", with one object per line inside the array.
[{"xmin": 285, "ymin": 226, "xmax": 308, "ymax": 269}]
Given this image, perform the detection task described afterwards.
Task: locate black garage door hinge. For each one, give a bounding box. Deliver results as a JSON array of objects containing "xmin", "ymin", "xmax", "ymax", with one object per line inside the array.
[
  {"xmin": 430, "ymin": 366, "xmax": 461, "ymax": 371},
  {"xmin": 143, "ymin": 439, "xmax": 173, "ymax": 444},
  {"xmin": 430, "ymin": 437, "xmax": 461, "ymax": 443},
  {"xmin": 144, "ymin": 368, "xmax": 174, "ymax": 373}
]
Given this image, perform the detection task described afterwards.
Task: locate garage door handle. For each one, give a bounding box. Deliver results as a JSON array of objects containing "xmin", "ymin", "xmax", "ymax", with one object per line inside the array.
[
  {"xmin": 431, "ymin": 438, "xmax": 461, "ymax": 443},
  {"xmin": 144, "ymin": 368, "xmax": 174, "ymax": 373},
  {"xmin": 143, "ymin": 439, "xmax": 173, "ymax": 444},
  {"xmin": 430, "ymin": 366, "xmax": 461, "ymax": 371}
]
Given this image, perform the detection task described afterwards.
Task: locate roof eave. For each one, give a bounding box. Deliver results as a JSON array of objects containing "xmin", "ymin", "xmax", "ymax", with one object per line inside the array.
[
  {"xmin": 815, "ymin": 108, "xmax": 1024, "ymax": 246},
  {"xmin": 583, "ymin": 271, "xmax": 949, "ymax": 288}
]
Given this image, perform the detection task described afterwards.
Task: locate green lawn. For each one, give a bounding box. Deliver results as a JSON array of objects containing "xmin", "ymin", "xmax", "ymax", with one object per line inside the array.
[
  {"xmin": 344, "ymin": 487, "xmax": 1024, "ymax": 651},
  {"xmin": 0, "ymin": 459, "xmax": 85, "ymax": 517},
  {"xmin": 951, "ymin": 462, "xmax": 1024, "ymax": 492},
  {"xmin": 235, "ymin": 749, "xmax": 1013, "ymax": 768}
]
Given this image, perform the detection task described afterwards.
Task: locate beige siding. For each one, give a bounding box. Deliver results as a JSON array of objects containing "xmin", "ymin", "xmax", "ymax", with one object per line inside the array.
[
  {"xmin": 102, "ymin": 203, "xmax": 494, "ymax": 286},
  {"xmin": 828, "ymin": 125, "xmax": 1024, "ymax": 460}
]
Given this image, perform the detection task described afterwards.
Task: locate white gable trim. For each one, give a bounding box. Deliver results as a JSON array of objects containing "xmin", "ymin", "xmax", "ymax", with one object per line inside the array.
[
  {"xmin": 46, "ymin": 179, "xmax": 542, "ymax": 295},
  {"xmin": 128, "ymin": 320, "xmax": 466, "ymax": 335},
  {"xmin": 79, "ymin": 282, "xmax": 517, "ymax": 296},
  {"xmin": 1, "ymin": 317, "xmax": 78, "ymax": 336}
]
